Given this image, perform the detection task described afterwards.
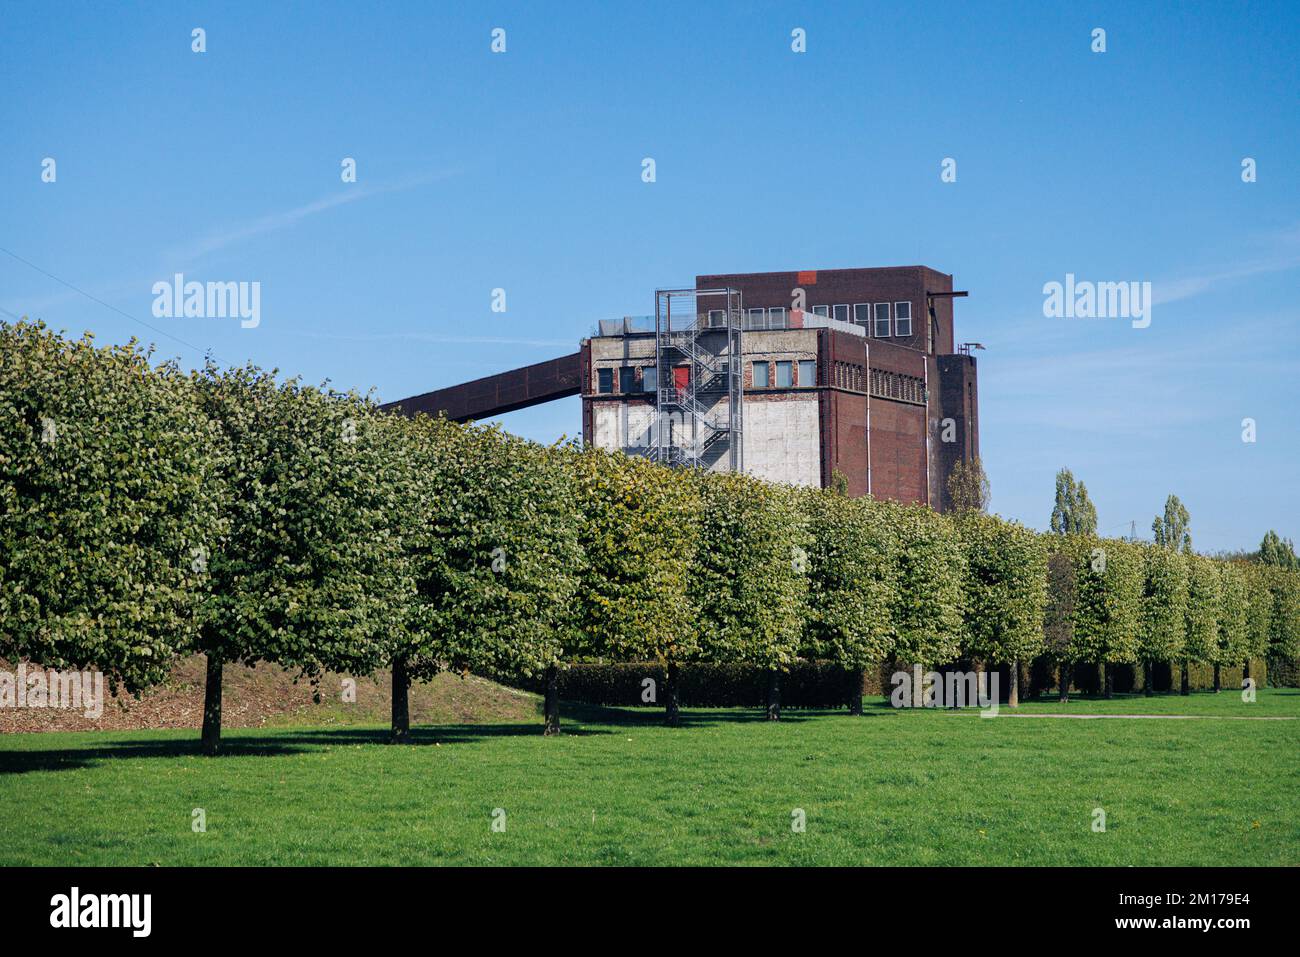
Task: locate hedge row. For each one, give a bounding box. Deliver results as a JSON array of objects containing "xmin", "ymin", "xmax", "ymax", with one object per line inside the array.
[{"xmin": 3, "ymin": 319, "xmax": 1299, "ymax": 752}]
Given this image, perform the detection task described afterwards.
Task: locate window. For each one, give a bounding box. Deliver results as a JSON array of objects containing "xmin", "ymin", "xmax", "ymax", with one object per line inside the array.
[
  {"xmin": 619, "ymin": 366, "xmax": 635, "ymax": 394},
  {"xmin": 752, "ymin": 361, "xmax": 770, "ymax": 388},
  {"xmin": 768, "ymin": 306, "xmax": 787, "ymax": 329},
  {"xmin": 894, "ymin": 301, "xmax": 912, "ymax": 337},
  {"xmin": 708, "ymin": 309, "xmax": 725, "ymax": 328},
  {"xmin": 798, "ymin": 359, "xmax": 817, "ymax": 386},
  {"xmin": 812, "ymin": 305, "xmax": 830, "ymax": 318},
  {"xmin": 832, "ymin": 304, "xmax": 851, "ymax": 324},
  {"xmin": 747, "ymin": 308, "xmax": 766, "ymax": 330},
  {"xmin": 853, "ymin": 303, "xmax": 871, "ymax": 328},
  {"xmin": 597, "ymin": 368, "xmax": 614, "ymax": 393},
  {"xmin": 775, "ymin": 361, "xmax": 793, "ymax": 388},
  {"xmin": 643, "ymin": 365, "xmax": 657, "ymax": 391},
  {"xmin": 873, "ymin": 302, "xmax": 891, "ymax": 337}
]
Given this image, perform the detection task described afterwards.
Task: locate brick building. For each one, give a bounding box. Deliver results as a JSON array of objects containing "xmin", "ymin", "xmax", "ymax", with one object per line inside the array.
[{"xmin": 384, "ymin": 265, "xmax": 979, "ymax": 511}]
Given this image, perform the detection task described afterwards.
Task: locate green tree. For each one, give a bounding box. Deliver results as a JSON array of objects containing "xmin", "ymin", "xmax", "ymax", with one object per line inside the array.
[
  {"xmin": 0, "ymin": 320, "xmax": 218, "ymax": 694},
  {"xmin": 190, "ymin": 364, "xmax": 406, "ymax": 754},
  {"xmin": 885, "ymin": 503, "xmax": 966, "ymax": 704},
  {"xmin": 1042, "ymin": 538, "xmax": 1083, "ymax": 702},
  {"xmin": 955, "ymin": 513, "xmax": 1047, "ymax": 706},
  {"xmin": 1181, "ymin": 554, "xmax": 1222, "ymax": 695},
  {"xmin": 947, "ymin": 457, "xmax": 991, "ymax": 515},
  {"xmin": 1257, "ymin": 530, "xmax": 1299, "ymax": 570},
  {"xmin": 1151, "ymin": 494, "xmax": 1192, "ymax": 553},
  {"xmin": 386, "ymin": 415, "xmax": 582, "ymax": 738},
  {"xmin": 1262, "ymin": 567, "xmax": 1300, "ymax": 675},
  {"xmin": 803, "ymin": 491, "xmax": 897, "ymax": 714},
  {"xmin": 1070, "ymin": 537, "xmax": 1143, "ymax": 698},
  {"xmin": 691, "ymin": 473, "xmax": 809, "ymax": 719},
  {"xmin": 1138, "ymin": 545, "xmax": 1188, "ymax": 695},
  {"xmin": 1049, "ymin": 468, "xmax": 1098, "ymax": 536},
  {"xmin": 1242, "ymin": 564, "xmax": 1272, "ymax": 683},
  {"xmin": 572, "ymin": 449, "xmax": 700, "ymax": 726},
  {"xmin": 1214, "ymin": 562, "xmax": 1250, "ymax": 692}
]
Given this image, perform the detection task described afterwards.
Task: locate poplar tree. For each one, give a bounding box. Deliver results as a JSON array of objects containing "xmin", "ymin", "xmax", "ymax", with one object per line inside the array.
[
  {"xmin": 1151, "ymin": 494, "xmax": 1192, "ymax": 553},
  {"xmin": 1049, "ymin": 468, "xmax": 1098, "ymax": 536}
]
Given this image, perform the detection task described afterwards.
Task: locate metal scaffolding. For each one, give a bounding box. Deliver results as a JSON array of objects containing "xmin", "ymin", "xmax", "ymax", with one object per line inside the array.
[{"xmin": 652, "ymin": 287, "xmax": 744, "ymax": 473}]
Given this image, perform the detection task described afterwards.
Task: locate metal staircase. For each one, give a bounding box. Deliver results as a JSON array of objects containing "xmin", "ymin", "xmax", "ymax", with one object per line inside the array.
[{"xmin": 652, "ymin": 288, "xmax": 744, "ymax": 472}]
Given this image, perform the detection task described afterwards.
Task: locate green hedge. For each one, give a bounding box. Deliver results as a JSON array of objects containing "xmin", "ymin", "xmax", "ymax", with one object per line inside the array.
[
  {"xmin": 512, "ymin": 661, "xmax": 884, "ymax": 709},
  {"xmin": 1025, "ymin": 657, "xmax": 1269, "ymax": 694}
]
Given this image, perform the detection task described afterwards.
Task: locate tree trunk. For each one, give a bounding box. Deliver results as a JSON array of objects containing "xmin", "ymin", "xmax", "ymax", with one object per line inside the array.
[
  {"xmin": 1058, "ymin": 662, "xmax": 1070, "ymax": 704},
  {"xmin": 665, "ymin": 661, "xmax": 681, "ymax": 727},
  {"xmin": 1213, "ymin": 663, "xmax": 1221, "ymax": 693},
  {"xmin": 543, "ymin": 665, "xmax": 561, "ymax": 735},
  {"xmin": 1008, "ymin": 661, "xmax": 1019, "ymax": 708},
  {"xmin": 390, "ymin": 657, "xmax": 410, "ymax": 743},
  {"xmin": 848, "ymin": 667, "xmax": 864, "ymax": 715},
  {"xmin": 1143, "ymin": 661, "xmax": 1153, "ymax": 697},
  {"xmin": 1104, "ymin": 663, "xmax": 1114, "ymax": 699},
  {"xmin": 201, "ymin": 652, "xmax": 223, "ymax": 756},
  {"xmin": 1243, "ymin": 659, "xmax": 1251, "ymax": 682},
  {"xmin": 1180, "ymin": 660, "xmax": 1190, "ymax": 696},
  {"xmin": 766, "ymin": 669, "xmax": 781, "ymax": 721}
]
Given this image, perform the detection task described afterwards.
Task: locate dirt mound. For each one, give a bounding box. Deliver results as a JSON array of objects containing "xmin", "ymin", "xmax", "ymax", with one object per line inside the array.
[{"xmin": 0, "ymin": 657, "xmax": 542, "ymax": 734}]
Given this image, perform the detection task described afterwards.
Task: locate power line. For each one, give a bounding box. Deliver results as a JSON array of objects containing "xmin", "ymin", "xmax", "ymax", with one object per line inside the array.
[{"xmin": 0, "ymin": 245, "xmax": 217, "ymax": 362}]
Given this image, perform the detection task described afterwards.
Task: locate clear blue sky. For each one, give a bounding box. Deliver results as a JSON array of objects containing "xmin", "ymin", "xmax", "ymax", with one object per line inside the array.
[{"xmin": 3, "ymin": 1, "xmax": 1297, "ymax": 552}]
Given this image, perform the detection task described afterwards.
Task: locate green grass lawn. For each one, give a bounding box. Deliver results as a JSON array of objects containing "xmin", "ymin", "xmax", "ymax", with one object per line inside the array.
[{"xmin": 2, "ymin": 689, "xmax": 1297, "ymax": 866}]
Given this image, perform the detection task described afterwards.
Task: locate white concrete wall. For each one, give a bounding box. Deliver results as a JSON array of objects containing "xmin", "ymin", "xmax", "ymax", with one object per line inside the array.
[{"xmin": 741, "ymin": 396, "xmax": 821, "ymax": 487}]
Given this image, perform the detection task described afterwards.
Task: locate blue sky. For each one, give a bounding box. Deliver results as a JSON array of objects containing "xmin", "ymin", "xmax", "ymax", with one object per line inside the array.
[{"xmin": 3, "ymin": 1, "xmax": 1297, "ymax": 552}]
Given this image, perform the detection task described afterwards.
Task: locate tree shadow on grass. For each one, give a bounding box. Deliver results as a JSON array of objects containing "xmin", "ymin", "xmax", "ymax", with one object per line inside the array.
[
  {"xmin": 0, "ymin": 702, "xmax": 881, "ymax": 774},
  {"xmin": 0, "ymin": 736, "xmax": 315, "ymax": 775}
]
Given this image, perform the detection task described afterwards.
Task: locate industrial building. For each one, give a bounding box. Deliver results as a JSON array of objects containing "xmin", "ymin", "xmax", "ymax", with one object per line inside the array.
[{"xmin": 383, "ymin": 266, "xmax": 980, "ymax": 511}]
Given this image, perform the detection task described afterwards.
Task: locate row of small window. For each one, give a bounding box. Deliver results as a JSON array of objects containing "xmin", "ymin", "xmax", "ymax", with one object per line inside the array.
[
  {"xmin": 834, "ymin": 301, "xmax": 912, "ymax": 337},
  {"xmin": 752, "ymin": 359, "xmax": 816, "ymax": 388},
  {"xmin": 595, "ymin": 359, "xmax": 818, "ymax": 393},
  {"xmin": 710, "ymin": 302, "xmax": 913, "ymax": 337}
]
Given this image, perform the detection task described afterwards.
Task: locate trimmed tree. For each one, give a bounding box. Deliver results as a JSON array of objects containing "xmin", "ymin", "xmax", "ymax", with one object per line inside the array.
[
  {"xmin": 955, "ymin": 513, "xmax": 1047, "ymax": 707},
  {"xmin": 884, "ymin": 503, "xmax": 966, "ymax": 706},
  {"xmin": 1043, "ymin": 537, "xmax": 1083, "ymax": 703},
  {"xmin": 190, "ymin": 364, "xmax": 405, "ymax": 754},
  {"xmin": 572, "ymin": 448, "xmax": 700, "ymax": 726},
  {"xmin": 690, "ymin": 472, "xmax": 809, "ymax": 720},
  {"xmin": 803, "ymin": 491, "xmax": 897, "ymax": 714},
  {"xmin": 1070, "ymin": 537, "xmax": 1143, "ymax": 699},
  {"xmin": 1138, "ymin": 544, "xmax": 1188, "ymax": 695},
  {"xmin": 386, "ymin": 415, "xmax": 582, "ymax": 738},
  {"xmin": 1263, "ymin": 566, "xmax": 1300, "ymax": 679},
  {"xmin": 1242, "ymin": 564, "xmax": 1272, "ymax": 683},
  {"xmin": 1182, "ymin": 553, "xmax": 1222, "ymax": 695},
  {"xmin": 0, "ymin": 320, "xmax": 218, "ymax": 695},
  {"xmin": 1214, "ymin": 562, "xmax": 1250, "ymax": 693}
]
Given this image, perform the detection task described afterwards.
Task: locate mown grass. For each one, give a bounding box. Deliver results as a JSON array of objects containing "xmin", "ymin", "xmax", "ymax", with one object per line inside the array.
[{"xmin": 2, "ymin": 689, "xmax": 1296, "ymax": 866}]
